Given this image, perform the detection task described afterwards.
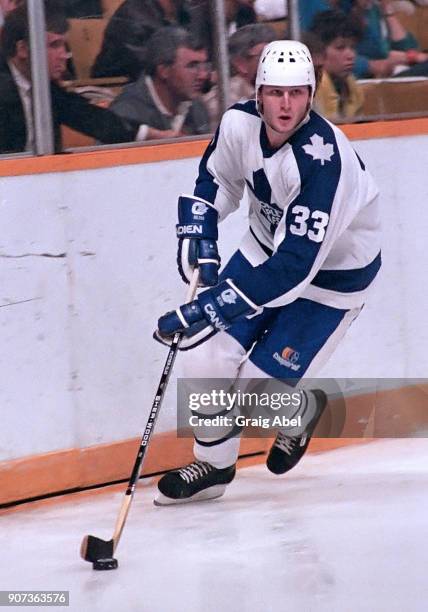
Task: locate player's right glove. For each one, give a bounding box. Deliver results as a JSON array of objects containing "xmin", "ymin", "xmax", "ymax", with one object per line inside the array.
[
  {"xmin": 176, "ymin": 195, "xmax": 220, "ymax": 287},
  {"xmin": 154, "ymin": 279, "xmax": 262, "ymax": 350}
]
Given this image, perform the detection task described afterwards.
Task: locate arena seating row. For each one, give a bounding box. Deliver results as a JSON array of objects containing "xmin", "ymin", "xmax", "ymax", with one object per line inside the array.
[
  {"xmin": 359, "ymin": 78, "xmax": 428, "ymax": 118},
  {"xmin": 61, "ymin": 6, "xmax": 428, "ymax": 147},
  {"xmin": 66, "ymin": 4, "xmax": 428, "ymax": 80},
  {"xmin": 61, "ymin": 75, "xmax": 428, "ymax": 148},
  {"xmin": 66, "ymin": 16, "xmax": 288, "ymax": 81},
  {"xmin": 67, "ymin": 18, "xmax": 107, "ymax": 80},
  {"xmin": 398, "ymin": 5, "xmax": 428, "ymax": 51}
]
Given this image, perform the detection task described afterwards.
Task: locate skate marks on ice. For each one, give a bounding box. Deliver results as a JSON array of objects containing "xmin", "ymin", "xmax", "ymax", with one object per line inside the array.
[{"xmin": 1, "ymin": 439, "xmax": 428, "ymax": 611}]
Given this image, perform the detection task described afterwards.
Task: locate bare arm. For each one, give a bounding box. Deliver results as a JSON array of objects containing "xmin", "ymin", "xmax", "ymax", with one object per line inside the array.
[{"xmin": 380, "ymin": 1, "xmax": 410, "ymax": 42}]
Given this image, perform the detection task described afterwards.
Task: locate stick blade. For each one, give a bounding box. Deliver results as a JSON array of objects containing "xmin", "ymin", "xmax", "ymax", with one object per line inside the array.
[{"xmin": 80, "ymin": 535, "xmax": 114, "ymax": 563}]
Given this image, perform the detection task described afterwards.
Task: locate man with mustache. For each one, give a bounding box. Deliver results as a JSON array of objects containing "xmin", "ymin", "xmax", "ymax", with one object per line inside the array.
[{"xmin": 110, "ymin": 26, "xmax": 210, "ymax": 141}]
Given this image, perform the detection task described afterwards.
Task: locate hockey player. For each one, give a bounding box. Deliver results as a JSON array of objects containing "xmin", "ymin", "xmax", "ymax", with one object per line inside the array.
[{"xmin": 154, "ymin": 40, "xmax": 381, "ymax": 505}]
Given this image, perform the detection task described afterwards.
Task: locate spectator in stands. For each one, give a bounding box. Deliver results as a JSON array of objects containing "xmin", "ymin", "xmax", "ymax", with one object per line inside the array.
[
  {"xmin": 350, "ymin": 0, "xmax": 428, "ymax": 77},
  {"xmin": 183, "ymin": 1, "xmax": 258, "ymax": 67},
  {"xmin": 204, "ymin": 23, "xmax": 275, "ymax": 131},
  {"xmin": 110, "ymin": 26, "xmax": 210, "ymax": 140},
  {"xmin": 0, "ymin": 0, "xmax": 22, "ymax": 27},
  {"xmin": 310, "ymin": 10, "xmax": 364, "ymax": 121},
  {"xmin": 226, "ymin": 0, "xmax": 257, "ymax": 32},
  {"xmin": 91, "ymin": 0, "xmax": 205, "ymax": 81},
  {"xmin": 0, "ymin": 2, "xmax": 145, "ymax": 154}
]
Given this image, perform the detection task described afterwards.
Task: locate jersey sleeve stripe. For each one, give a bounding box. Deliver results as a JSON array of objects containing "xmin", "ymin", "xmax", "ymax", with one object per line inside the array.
[
  {"xmin": 311, "ymin": 251, "xmax": 382, "ymax": 293},
  {"xmin": 194, "ymin": 127, "xmax": 220, "ymax": 204}
]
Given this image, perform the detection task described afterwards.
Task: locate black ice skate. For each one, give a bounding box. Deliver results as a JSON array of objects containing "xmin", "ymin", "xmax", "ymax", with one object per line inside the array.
[
  {"xmin": 266, "ymin": 389, "xmax": 328, "ymax": 475},
  {"xmin": 154, "ymin": 460, "xmax": 236, "ymax": 506}
]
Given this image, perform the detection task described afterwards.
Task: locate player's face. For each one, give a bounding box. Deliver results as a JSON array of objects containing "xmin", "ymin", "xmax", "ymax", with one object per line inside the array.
[
  {"xmin": 46, "ymin": 32, "xmax": 68, "ymax": 82},
  {"xmin": 169, "ymin": 47, "xmax": 209, "ymax": 101},
  {"xmin": 324, "ymin": 36, "xmax": 356, "ymax": 79},
  {"xmin": 259, "ymin": 85, "xmax": 311, "ymax": 145}
]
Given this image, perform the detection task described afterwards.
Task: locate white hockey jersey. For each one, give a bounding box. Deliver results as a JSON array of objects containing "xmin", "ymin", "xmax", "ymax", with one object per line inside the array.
[{"xmin": 194, "ymin": 101, "xmax": 381, "ymax": 310}]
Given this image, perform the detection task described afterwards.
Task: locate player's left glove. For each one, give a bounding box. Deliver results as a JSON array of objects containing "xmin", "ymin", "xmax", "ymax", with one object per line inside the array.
[
  {"xmin": 176, "ymin": 195, "xmax": 220, "ymax": 287},
  {"xmin": 154, "ymin": 279, "xmax": 262, "ymax": 350}
]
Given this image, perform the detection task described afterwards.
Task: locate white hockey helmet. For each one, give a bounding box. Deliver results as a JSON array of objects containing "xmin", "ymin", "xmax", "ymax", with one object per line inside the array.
[{"xmin": 255, "ymin": 40, "xmax": 316, "ymax": 103}]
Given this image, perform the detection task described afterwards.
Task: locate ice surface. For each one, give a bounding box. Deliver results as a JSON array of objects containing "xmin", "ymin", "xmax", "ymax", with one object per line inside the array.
[{"xmin": 2, "ymin": 439, "xmax": 428, "ymax": 612}]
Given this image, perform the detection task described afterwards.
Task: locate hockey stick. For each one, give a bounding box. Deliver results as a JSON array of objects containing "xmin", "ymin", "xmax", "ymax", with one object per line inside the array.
[{"xmin": 80, "ymin": 268, "xmax": 200, "ymax": 570}]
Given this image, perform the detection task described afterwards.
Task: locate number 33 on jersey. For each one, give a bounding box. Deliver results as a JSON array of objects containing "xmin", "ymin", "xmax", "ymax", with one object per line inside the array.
[
  {"xmin": 289, "ymin": 205, "xmax": 329, "ymax": 243},
  {"xmin": 192, "ymin": 100, "xmax": 381, "ymax": 311}
]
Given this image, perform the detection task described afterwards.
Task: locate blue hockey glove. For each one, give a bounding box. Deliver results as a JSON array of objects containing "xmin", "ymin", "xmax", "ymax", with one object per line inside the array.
[
  {"xmin": 154, "ymin": 279, "xmax": 262, "ymax": 350},
  {"xmin": 176, "ymin": 195, "xmax": 220, "ymax": 287}
]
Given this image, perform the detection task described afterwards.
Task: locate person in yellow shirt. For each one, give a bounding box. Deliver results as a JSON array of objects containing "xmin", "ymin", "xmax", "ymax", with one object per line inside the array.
[{"xmin": 310, "ymin": 10, "xmax": 365, "ymax": 122}]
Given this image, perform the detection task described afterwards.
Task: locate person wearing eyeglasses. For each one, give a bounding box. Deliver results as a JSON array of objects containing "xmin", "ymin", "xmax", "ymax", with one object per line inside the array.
[{"xmin": 110, "ymin": 26, "xmax": 210, "ymax": 141}]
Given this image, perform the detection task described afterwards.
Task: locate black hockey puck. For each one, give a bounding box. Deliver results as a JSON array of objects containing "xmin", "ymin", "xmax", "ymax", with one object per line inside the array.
[{"xmin": 92, "ymin": 558, "xmax": 119, "ymax": 571}]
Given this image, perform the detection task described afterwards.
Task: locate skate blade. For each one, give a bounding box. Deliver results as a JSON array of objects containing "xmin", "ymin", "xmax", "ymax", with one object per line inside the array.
[{"xmin": 154, "ymin": 484, "xmax": 226, "ymax": 506}]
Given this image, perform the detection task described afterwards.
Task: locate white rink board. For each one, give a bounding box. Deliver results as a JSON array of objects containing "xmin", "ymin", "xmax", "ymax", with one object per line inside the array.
[{"xmin": 1, "ymin": 134, "xmax": 427, "ymax": 461}]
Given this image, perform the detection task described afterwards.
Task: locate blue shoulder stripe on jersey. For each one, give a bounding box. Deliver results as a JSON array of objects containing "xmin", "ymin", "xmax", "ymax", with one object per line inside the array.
[
  {"xmin": 248, "ymin": 231, "xmax": 381, "ymax": 294},
  {"xmin": 229, "ymin": 113, "xmax": 342, "ymax": 306},
  {"xmin": 229, "ymin": 99, "xmax": 259, "ymax": 118},
  {"xmin": 312, "ymin": 252, "xmax": 381, "ymax": 293},
  {"xmin": 194, "ymin": 127, "xmax": 220, "ymax": 203},
  {"xmin": 289, "ymin": 112, "xmax": 341, "ymax": 212}
]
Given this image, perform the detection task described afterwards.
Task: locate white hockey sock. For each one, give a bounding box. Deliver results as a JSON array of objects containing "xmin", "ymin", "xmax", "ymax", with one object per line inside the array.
[
  {"xmin": 278, "ymin": 390, "xmax": 318, "ymax": 437},
  {"xmin": 194, "ymin": 436, "xmax": 240, "ymax": 469}
]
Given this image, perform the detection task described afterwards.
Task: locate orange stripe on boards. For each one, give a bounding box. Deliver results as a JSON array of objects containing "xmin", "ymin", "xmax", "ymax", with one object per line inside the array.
[
  {"xmin": 1, "ymin": 118, "xmax": 427, "ymax": 177},
  {"xmin": 0, "ymin": 139, "xmax": 208, "ymax": 178},
  {"xmin": 0, "ymin": 439, "xmax": 374, "ymax": 516},
  {"xmin": 0, "ymin": 430, "xmax": 369, "ymax": 507},
  {"xmin": 0, "ymin": 438, "xmax": 371, "ymax": 514},
  {"xmin": 341, "ymin": 118, "xmax": 428, "ymax": 140},
  {"xmin": 0, "ymin": 434, "xmax": 270, "ymax": 506},
  {"xmin": 1, "ymin": 385, "xmax": 427, "ymax": 507}
]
